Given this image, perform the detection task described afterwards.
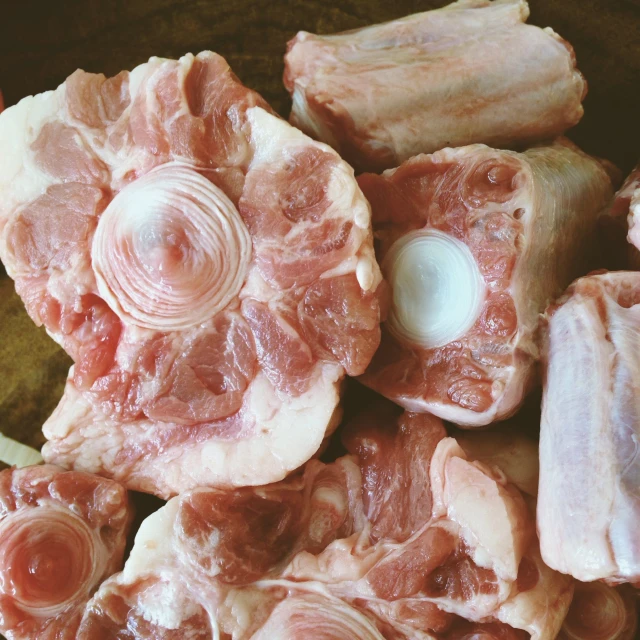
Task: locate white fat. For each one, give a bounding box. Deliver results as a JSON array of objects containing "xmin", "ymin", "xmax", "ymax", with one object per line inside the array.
[
  {"xmin": 137, "ymin": 577, "xmax": 202, "ymax": 630},
  {"xmin": 353, "ymin": 200, "xmax": 371, "ymax": 230},
  {"xmin": 247, "ymin": 106, "xmax": 344, "ymax": 171},
  {"xmin": 123, "ymin": 497, "xmax": 181, "ymax": 581},
  {"xmin": 197, "ymin": 365, "xmax": 341, "ymax": 487},
  {"xmin": 384, "ymin": 229, "xmax": 485, "ymax": 348},
  {"xmin": 628, "ymin": 194, "xmax": 640, "ymax": 250},
  {"xmin": 0, "ymin": 433, "xmax": 43, "ymax": 467},
  {"xmin": 355, "ymin": 256, "xmax": 376, "ymax": 291},
  {"xmin": 224, "ymin": 588, "xmax": 271, "ymax": 636},
  {"xmin": 312, "ymin": 486, "xmax": 345, "ymax": 511},
  {"xmin": 246, "ymin": 107, "xmax": 308, "ymax": 167},
  {"xmin": 319, "ymin": 256, "xmax": 358, "ymax": 281},
  {"xmin": 42, "ymin": 372, "xmax": 92, "ymax": 441}
]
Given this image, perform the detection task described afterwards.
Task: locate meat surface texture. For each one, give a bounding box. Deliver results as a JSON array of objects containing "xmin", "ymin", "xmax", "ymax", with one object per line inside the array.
[
  {"xmin": 283, "ymin": 0, "xmax": 586, "ymax": 172},
  {"xmin": 538, "ymin": 271, "xmax": 640, "ymax": 584},
  {"xmin": 77, "ymin": 400, "xmax": 572, "ymax": 639},
  {"xmin": 0, "ymin": 464, "xmax": 132, "ymax": 640},
  {"xmin": 358, "ymin": 138, "xmax": 614, "ymax": 426},
  {"xmin": 0, "ymin": 51, "xmax": 382, "ymax": 498}
]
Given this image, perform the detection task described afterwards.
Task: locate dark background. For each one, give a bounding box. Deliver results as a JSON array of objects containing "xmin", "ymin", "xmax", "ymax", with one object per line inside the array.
[{"xmin": 0, "ymin": 0, "xmax": 638, "ymax": 452}]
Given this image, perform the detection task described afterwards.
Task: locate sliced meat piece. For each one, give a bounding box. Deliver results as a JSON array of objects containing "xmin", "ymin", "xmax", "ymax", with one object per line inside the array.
[
  {"xmin": 0, "ymin": 464, "xmax": 132, "ymax": 640},
  {"xmin": 284, "ymin": 0, "xmax": 586, "ymax": 172},
  {"xmin": 0, "ymin": 51, "xmax": 383, "ymax": 497},
  {"xmin": 429, "ymin": 438, "xmax": 532, "ymax": 585},
  {"xmin": 557, "ymin": 582, "xmax": 637, "ymax": 640},
  {"xmin": 75, "ymin": 403, "xmax": 560, "ymax": 638},
  {"xmin": 359, "ymin": 139, "xmax": 615, "ymax": 426},
  {"xmin": 538, "ymin": 271, "xmax": 640, "ymax": 583},
  {"xmin": 77, "ymin": 458, "xmax": 359, "ymax": 638}
]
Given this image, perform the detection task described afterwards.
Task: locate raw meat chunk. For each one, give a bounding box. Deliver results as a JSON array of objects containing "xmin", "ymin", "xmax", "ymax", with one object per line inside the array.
[
  {"xmin": 538, "ymin": 271, "xmax": 640, "ymax": 584},
  {"xmin": 557, "ymin": 582, "xmax": 637, "ymax": 640},
  {"xmin": 284, "ymin": 0, "xmax": 586, "ymax": 172},
  {"xmin": 78, "ymin": 400, "xmax": 571, "ymax": 639},
  {"xmin": 0, "ymin": 464, "xmax": 132, "ymax": 640},
  {"xmin": 0, "ymin": 51, "xmax": 382, "ymax": 498},
  {"xmin": 358, "ymin": 139, "xmax": 615, "ymax": 426}
]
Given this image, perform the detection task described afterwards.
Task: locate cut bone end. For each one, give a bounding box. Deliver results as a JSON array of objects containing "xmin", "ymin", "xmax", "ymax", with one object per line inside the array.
[
  {"xmin": 384, "ymin": 229, "xmax": 485, "ymax": 349},
  {"xmin": 92, "ymin": 162, "xmax": 252, "ymax": 331},
  {"xmin": 0, "ymin": 509, "xmax": 95, "ymax": 616},
  {"xmin": 561, "ymin": 582, "xmax": 636, "ymax": 640}
]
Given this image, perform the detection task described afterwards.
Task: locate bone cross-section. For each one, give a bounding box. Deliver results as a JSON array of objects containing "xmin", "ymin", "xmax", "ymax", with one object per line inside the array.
[
  {"xmin": 358, "ymin": 139, "xmax": 615, "ymax": 426},
  {"xmin": 0, "ymin": 51, "xmax": 383, "ymax": 498}
]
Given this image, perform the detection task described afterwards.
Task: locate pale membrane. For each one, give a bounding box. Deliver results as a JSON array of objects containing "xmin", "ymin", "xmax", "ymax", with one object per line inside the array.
[{"xmin": 384, "ymin": 229, "xmax": 485, "ymax": 348}]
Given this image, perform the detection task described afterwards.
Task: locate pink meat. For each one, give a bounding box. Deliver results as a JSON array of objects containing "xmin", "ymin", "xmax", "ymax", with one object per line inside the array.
[
  {"xmin": 0, "ymin": 464, "xmax": 132, "ymax": 640},
  {"xmin": 77, "ymin": 400, "xmax": 571, "ymax": 639},
  {"xmin": 0, "ymin": 51, "xmax": 382, "ymax": 498},
  {"xmin": 358, "ymin": 139, "xmax": 615, "ymax": 426},
  {"xmin": 283, "ymin": 0, "xmax": 586, "ymax": 172},
  {"xmin": 538, "ymin": 271, "xmax": 640, "ymax": 584}
]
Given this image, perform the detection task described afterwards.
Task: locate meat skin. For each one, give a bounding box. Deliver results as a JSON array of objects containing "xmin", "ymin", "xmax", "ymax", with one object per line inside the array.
[
  {"xmin": 284, "ymin": 0, "xmax": 586, "ymax": 172},
  {"xmin": 538, "ymin": 271, "xmax": 640, "ymax": 584}
]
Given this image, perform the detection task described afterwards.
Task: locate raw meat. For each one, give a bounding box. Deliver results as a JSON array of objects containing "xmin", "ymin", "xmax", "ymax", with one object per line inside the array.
[
  {"xmin": 358, "ymin": 139, "xmax": 615, "ymax": 426},
  {"xmin": 538, "ymin": 271, "xmax": 640, "ymax": 584},
  {"xmin": 558, "ymin": 582, "xmax": 637, "ymax": 640},
  {"xmin": 0, "ymin": 51, "xmax": 382, "ymax": 498},
  {"xmin": 0, "ymin": 464, "xmax": 132, "ymax": 640},
  {"xmin": 283, "ymin": 0, "xmax": 586, "ymax": 172},
  {"xmin": 78, "ymin": 401, "xmax": 572, "ymax": 639}
]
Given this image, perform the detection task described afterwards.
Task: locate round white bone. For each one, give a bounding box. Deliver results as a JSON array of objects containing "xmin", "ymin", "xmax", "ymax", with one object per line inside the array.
[
  {"xmin": 92, "ymin": 162, "xmax": 252, "ymax": 332},
  {"xmin": 384, "ymin": 229, "xmax": 485, "ymax": 349}
]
